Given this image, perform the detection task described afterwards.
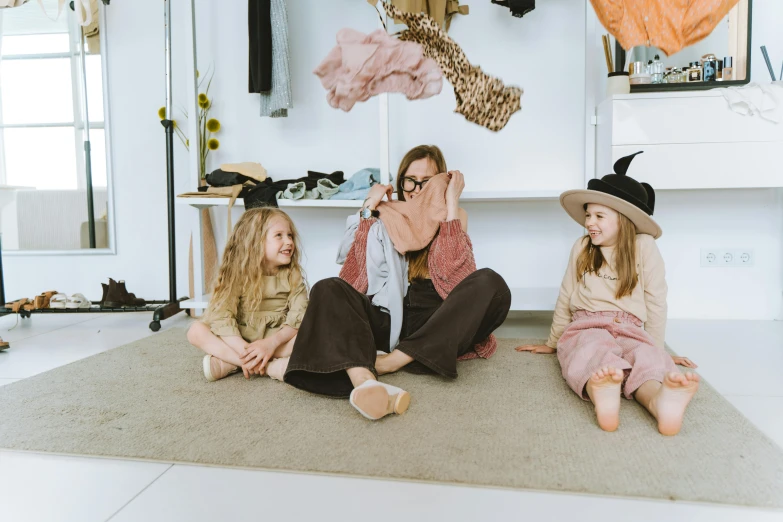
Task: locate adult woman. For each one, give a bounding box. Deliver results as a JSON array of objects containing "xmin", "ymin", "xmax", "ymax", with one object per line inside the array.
[{"xmin": 283, "ymin": 145, "xmax": 511, "ymax": 420}]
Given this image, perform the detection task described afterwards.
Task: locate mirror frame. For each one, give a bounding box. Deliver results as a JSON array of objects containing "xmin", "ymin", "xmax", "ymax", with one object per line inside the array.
[
  {"xmin": 4, "ymin": 3, "xmax": 117, "ymax": 257},
  {"xmin": 625, "ymin": 0, "xmax": 752, "ymax": 93}
]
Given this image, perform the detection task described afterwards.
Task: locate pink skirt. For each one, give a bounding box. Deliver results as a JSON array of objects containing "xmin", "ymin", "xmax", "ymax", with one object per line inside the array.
[{"xmin": 557, "ymin": 310, "xmax": 676, "ymax": 399}]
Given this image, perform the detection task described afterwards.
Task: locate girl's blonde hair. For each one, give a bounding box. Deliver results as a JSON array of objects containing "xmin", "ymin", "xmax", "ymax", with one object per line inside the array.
[
  {"xmin": 576, "ymin": 207, "xmax": 638, "ymax": 299},
  {"xmin": 395, "ymin": 145, "xmax": 448, "ymax": 282},
  {"xmin": 203, "ymin": 207, "xmax": 305, "ymax": 323}
]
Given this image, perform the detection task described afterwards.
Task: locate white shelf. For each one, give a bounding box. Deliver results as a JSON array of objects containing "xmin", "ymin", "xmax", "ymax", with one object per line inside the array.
[
  {"xmin": 460, "ymin": 190, "xmax": 560, "ymax": 201},
  {"xmin": 176, "ymin": 197, "xmax": 364, "ymax": 209},
  {"xmin": 177, "ymin": 191, "xmax": 561, "ymax": 209},
  {"xmin": 180, "ymin": 287, "xmax": 558, "ymax": 312},
  {"xmin": 181, "ymin": 294, "xmax": 210, "ymax": 310}
]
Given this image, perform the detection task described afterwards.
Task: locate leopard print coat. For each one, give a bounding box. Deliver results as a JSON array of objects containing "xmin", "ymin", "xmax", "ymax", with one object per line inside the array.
[{"xmin": 385, "ymin": 2, "xmax": 522, "ymax": 131}]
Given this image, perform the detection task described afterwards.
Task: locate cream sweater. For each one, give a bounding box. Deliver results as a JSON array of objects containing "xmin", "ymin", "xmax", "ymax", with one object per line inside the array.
[{"xmin": 545, "ymin": 234, "xmax": 667, "ymax": 349}]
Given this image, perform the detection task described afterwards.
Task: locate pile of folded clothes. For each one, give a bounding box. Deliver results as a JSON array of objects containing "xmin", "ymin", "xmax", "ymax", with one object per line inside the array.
[{"xmin": 179, "ymin": 163, "xmax": 386, "ymax": 211}]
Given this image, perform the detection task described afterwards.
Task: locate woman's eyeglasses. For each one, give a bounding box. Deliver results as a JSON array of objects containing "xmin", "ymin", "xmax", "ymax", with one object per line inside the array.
[{"xmin": 401, "ymin": 177, "xmax": 429, "ymax": 193}]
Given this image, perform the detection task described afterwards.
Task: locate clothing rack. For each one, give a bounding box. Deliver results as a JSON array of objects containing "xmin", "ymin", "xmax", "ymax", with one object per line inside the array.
[{"xmin": 147, "ymin": 0, "xmax": 190, "ymax": 331}]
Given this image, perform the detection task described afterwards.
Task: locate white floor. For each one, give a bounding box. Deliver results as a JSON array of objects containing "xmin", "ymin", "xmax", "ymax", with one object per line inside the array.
[{"xmin": 0, "ymin": 312, "xmax": 781, "ymax": 522}]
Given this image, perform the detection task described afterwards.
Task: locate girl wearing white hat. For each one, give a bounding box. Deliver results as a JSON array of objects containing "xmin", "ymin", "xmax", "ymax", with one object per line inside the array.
[{"xmin": 517, "ymin": 152, "xmax": 699, "ymax": 436}]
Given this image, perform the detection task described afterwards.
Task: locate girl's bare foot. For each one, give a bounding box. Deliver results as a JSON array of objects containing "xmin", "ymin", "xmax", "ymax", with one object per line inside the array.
[
  {"xmin": 585, "ymin": 367, "xmax": 624, "ymax": 432},
  {"xmin": 649, "ymin": 372, "xmax": 700, "ymax": 436}
]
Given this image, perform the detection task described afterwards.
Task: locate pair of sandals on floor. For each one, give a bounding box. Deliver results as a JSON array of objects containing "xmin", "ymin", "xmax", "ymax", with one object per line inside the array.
[
  {"xmin": 1, "ymin": 291, "xmax": 64, "ymax": 352},
  {"xmin": 5, "ymin": 291, "xmax": 90, "ymax": 312}
]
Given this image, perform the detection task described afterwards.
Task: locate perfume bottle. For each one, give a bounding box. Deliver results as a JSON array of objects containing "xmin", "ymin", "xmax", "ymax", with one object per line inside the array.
[
  {"xmin": 671, "ymin": 67, "xmax": 686, "ymax": 83},
  {"xmin": 702, "ymin": 54, "xmax": 718, "ymax": 82},
  {"xmin": 651, "ymin": 54, "xmax": 664, "ymax": 84},
  {"xmin": 684, "ymin": 63, "xmax": 693, "ymax": 82},
  {"xmin": 687, "ymin": 61, "xmax": 703, "ymax": 82}
]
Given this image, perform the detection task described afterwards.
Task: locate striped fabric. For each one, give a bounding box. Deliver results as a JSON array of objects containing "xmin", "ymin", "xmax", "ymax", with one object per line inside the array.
[
  {"xmin": 557, "ymin": 310, "xmax": 676, "ymax": 400},
  {"xmin": 259, "ymin": 0, "xmax": 292, "ymax": 118}
]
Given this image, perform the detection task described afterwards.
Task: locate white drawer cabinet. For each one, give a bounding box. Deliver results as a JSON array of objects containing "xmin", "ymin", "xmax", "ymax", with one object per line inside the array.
[{"xmin": 596, "ymin": 91, "xmax": 783, "ymax": 189}]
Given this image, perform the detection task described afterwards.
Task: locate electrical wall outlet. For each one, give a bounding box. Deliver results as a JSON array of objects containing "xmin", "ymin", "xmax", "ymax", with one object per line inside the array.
[
  {"xmin": 700, "ymin": 249, "xmax": 719, "ymax": 267},
  {"xmin": 700, "ymin": 248, "xmax": 754, "ymax": 267},
  {"xmin": 735, "ymin": 248, "xmax": 754, "ymax": 266}
]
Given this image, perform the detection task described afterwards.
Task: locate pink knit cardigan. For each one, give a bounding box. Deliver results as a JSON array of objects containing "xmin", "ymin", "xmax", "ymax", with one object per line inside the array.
[{"xmin": 339, "ymin": 218, "xmax": 497, "ymax": 360}]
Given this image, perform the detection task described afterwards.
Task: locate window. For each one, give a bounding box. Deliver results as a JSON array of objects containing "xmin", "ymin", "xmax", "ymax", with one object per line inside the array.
[{"xmin": 0, "ymin": 0, "xmax": 106, "ymax": 190}]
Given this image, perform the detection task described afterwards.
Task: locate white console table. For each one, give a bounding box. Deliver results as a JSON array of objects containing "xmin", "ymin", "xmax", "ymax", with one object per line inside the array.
[{"xmin": 596, "ymin": 90, "xmax": 783, "ymax": 189}]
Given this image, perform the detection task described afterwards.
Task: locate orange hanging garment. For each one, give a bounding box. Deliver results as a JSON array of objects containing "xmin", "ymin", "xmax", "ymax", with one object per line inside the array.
[{"xmin": 590, "ymin": 0, "xmax": 739, "ymax": 56}]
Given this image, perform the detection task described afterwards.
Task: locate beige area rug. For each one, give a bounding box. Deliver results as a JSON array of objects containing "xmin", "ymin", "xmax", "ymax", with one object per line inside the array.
[{"xmin": 1, "ymin": 328, "xmax": 781, "ymax": 508}]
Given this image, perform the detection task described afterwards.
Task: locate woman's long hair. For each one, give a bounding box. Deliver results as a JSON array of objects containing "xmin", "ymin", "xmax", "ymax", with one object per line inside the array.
[
  {"xmin": 395, "ymin": 145, "xmax": 447, "ymax": 281},
  {"xmin": 203, "ymin": 207, "xmax": 305, "ymax": 324},
  {"xmin": 575, "ymin": 208, "xmax": 638, "ymax": 299}
]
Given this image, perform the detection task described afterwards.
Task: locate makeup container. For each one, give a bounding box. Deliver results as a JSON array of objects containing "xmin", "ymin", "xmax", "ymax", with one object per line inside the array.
[
  {"xmin": 606, "ymin": 71, "xmax": 630, "ymax": 96},
  {"xmin": 629, "ymin": 61, "xmax": 646, "ymax": 75},
  {"xmin": 630, "ymin": 72, "xmax": 652, "ymax": 85},
  {"xmin": 723, "ymin": 57, "xmax": 733, "ymax": 81}
]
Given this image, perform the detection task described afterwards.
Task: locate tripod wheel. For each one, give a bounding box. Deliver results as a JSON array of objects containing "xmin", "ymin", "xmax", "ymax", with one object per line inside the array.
[{"xmin": 149, "ymin": 321, "xmax": 161, "ymax": 332}]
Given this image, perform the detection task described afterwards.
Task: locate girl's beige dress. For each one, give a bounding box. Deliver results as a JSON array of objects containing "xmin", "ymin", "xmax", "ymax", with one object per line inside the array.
[{"xmin": 207, "ymin": 268, "xmax": 308, "ymax": 342}]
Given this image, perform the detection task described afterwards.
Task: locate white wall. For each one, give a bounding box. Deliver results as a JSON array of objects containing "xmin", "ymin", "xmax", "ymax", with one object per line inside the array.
[
  {"xmin": 2, "ymin": 0, "xmax": 781, "ymax": 322},
  {"xmin": 388, "ymin": 0, "xmax": 585, "ymax": 192},
  {"xmin": 657, "ymin": 189, "xmax": 783, "ymax": 320}
]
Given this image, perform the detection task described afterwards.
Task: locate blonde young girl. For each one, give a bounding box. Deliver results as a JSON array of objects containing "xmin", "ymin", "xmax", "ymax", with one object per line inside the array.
[
  {"xmin": 518, "ymin": 152, "xmax": 699, "ymax": 435},
  {"xmin": 187, "ymin": 208, "xmax": 308, "ymax": 382}
]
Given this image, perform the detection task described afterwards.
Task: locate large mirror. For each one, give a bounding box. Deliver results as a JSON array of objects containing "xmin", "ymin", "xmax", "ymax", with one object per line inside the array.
[
  {"xmin": 0, "ymin": 0, "xmax": 112, "ymax": 253},
  {"xmin": 625, "ymin": 0, "xmax": 751, "ymax": 92}
]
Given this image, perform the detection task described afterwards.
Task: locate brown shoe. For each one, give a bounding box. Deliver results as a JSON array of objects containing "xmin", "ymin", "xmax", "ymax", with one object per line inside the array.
[
  {"xmin": 102, "ymin": 278, "xmax": 125, "ymax": 308},
  {"xmin": 6, "ymin": 298, "xmax": 29, "ymax": 313},
  {"xmin": 99, "ymin": 283, "xmax": 109, "ymax": 306},
  {"xmin": 117, "ymin": 280, "xmax": 146, "ymax": 306},
  {"xmin": 33, "ymin": 290, "xmax": 58, "ymax": 309}
]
